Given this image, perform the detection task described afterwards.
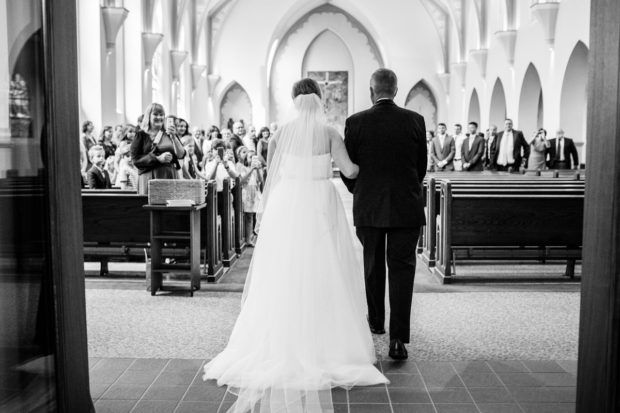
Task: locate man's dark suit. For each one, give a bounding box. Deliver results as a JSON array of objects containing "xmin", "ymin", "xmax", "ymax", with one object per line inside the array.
[
  {"xmin": 461, "ymin": 134, "xmax": 485, "ymax": 171},
  {"xmin": 87, "ymin": 166, "xmax": 111, "ymax": 189},
  {"xmin": 546, "ymin": 137, "xmax": 579, "ymax": 169},
  {"xmin": 491, "ymin": 129, "xmax": 530, "ymax": 171},
  {"xmin": 341, "ymin": 99, "xmax": 427, "ymax": 343}
]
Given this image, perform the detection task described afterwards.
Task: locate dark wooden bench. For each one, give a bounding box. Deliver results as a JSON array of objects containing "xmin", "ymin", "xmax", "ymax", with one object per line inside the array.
[
  {"xmin": 82, "ymin": 180, "xmax": 229, "ymax": 281},
  {"xmin": 433, "ymin": 180, "xmax": 584, "ymax": 283},
  {"xmin": 419, "ymin": 175, "xmax": 585, "ymax": 267}
]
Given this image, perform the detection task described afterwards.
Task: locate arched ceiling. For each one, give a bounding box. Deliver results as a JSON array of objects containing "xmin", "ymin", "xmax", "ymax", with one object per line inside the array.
[{"xmin": 184, "ymin": 0, "xmax": 519, "ymax": 74}]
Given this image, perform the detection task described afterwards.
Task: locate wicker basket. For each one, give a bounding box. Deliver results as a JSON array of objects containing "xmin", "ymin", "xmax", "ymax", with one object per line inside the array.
[{"xmin": 148, "ymin": 179, "xmax": 206, "ymax": 205}]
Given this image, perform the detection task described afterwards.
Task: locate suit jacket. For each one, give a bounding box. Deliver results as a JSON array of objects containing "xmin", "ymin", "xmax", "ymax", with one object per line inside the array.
[
  {"xmin": 87, "ymin": 165, "xmax": 111, "ymax": 189},
  {"xmin": 430, "ymin": 135, "xmax": 455, "ymax": 171},
  {"xmin": 461, "ymin": 135, "xmax": 485, "ymax": 171},
  {"xmin": 341, "ymin": 99, "xmax": 427, "ymax": 228},
  {"xmin": 491, "ymin": 129, "xmax": 530, "ymax": 169},
  {"xmin": 546, "ymin": 137, "xmax": 579, "ymax": 169}
]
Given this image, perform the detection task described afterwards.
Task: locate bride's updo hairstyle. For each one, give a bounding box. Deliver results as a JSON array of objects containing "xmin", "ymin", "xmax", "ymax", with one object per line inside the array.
[{"xmin": 292, "ymin": 78, "xmax": 322, "ymax": 99}]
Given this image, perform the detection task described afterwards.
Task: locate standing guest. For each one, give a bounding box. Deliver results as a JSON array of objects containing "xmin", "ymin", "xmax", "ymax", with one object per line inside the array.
[
  {"xmin": 461, "ymin": 122, "xmax": 485, "ymax": 171},
  {"xmin": 181, "ymin": 138, "xmax": 203, "ymax": 179},
  {"xmin": 115, "ymin": 145, "xmax": 138, "ymax": 190},
  {"xmin": 230, "ymin": 121, "xmax": 246, "ymax": 161},
  {"xmin": 221, "ymin": 128, "xmax": 233, "ymax": 143},
  {"xmin": 453, "ymin": 123, "xmax": 467, "ymax": 171},
  {"xmin": 130, "ymin": 102, "xmax": 186, "ymax": 195},
  {"xmin": 483, "ymin": 125, "xmax": 498, "ymax": 170},
  {"xmin": 493, "ymin": 118, "xmax": 530, "ymax": 172},
  {"xmin": 191, "ymin": 128, "xmax": 205, "ymax": 164},
  {"xmin": 203, "ymin": 139, "xmax": 239, "ymax": 216},
  {"xmin": 426, "ymin": 131, "xmax": 435, "ymax": 172},
  {"xmin": 81, "ymin": 120, "xmax": 97, "ymax": 172},
  {"xmin": 98, "ymin": 126, "xmax": 116, "ymax": 159},
  {"xmin": 547, "ymin": 128, "xmax": 579, "ymax": 169},
  {"xmin": 235, "ymin": 147, "xmax": 263, "ymax": 246},
  {"xmin": 256, "ymin": 126, "xmax": 271, "ymax": 166},
  {"xmin": 203, "ymin": 125, "xmax": 221, "ymax": 155},
  {"xmin": 243, "ymin": 125, "xmax": 257, "ymax": 152},
  {"xmin": 528, "ymin": 128, "xmax": 550, "ymax": 170},
  {"xmin": 79, "ymin": 132, "xmax": 88, "ymax": 180},
  {"xmin": 430, "ymin": 122, "xmax": 455, "ymax": 171},
  {"xmin": 111, "ymin": 124, "xmax": 124, "ymax": 147},
  {"xmin": 104, "ymin": 156, "xmax": 118, "ymax": 185},
  {"xmin": 86, "ymin": 145, "xmax": 111, "ymax": 189},
  {"xmin": 269, "ymin": 121, "xmax": 278, "ymax": 134}
]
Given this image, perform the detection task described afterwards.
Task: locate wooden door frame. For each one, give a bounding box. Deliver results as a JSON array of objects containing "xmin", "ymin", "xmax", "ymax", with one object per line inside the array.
[
  {"xmin": 42, "ymin": 0, "xmax": 93, "ymax": 410},
  {"xmin": 576, "ymin": 1, "xmax": 620, "ymax": 411}
]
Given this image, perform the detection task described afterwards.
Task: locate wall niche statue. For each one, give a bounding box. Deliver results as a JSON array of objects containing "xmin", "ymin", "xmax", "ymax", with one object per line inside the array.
[{"xmin": 10, "ymin": 73, "xmax": 32, "ymax": 138}]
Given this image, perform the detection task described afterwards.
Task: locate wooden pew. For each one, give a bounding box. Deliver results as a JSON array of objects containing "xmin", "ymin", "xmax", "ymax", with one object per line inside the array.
[
  {"xmin": 433, "ymin": 181, "xmax": 584, "ymax": 283},
  {"xmin": 233, "ymin": 177, "xmax": 246, "ymax": 255},
  {"xmin": 419, "ymin": 175, "xmax": 585, "ymax": 267},
  {"xmin": 220, "ymin": 179, "xmax": 237, "ymax": 267},
  {"xmin": 82, "ymin": 181, "xmax": 224, "ymax": 281}
]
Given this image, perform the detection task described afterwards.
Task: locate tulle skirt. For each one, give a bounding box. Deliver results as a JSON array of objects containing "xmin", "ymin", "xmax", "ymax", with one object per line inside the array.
[{"xmin": 203, "ymin": 177, "xmax": 388, "ymax": 412}]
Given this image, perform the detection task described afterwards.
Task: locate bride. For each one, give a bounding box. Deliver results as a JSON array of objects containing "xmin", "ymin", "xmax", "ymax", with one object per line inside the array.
[{"xmin": 203, "ymin": 78, "xmax": 388, "ymax": 412}]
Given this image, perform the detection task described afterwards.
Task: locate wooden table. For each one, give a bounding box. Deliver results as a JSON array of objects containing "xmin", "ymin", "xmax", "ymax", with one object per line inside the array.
[{"xmin": 143, "ymin": 203, "xmax": 206, "ymax": 296}]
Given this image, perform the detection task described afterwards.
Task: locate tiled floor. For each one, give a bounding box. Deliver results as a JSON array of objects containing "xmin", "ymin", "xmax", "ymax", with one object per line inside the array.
[{"xmin": 89, "ymin": 357, "xmax": 577, "ymax": 413}]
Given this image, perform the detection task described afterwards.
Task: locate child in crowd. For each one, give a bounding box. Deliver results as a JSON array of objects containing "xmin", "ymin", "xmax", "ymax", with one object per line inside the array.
[
  {"xmin": 235, "ymin": 146, "xmax": 263, "ymax": 246},
  {"xmin": 203, "ymin": 139, "xmax": 239, "ymax": 216},
  {"xmin": 115, "ymin": 145, "xmax": 138, "ymax": 191},
  {"xmin": 181, "ymin": 137, "xmax": 203, "ymax": 180},
  {"xmin": 104, "ymin": 156, "xmax": 117, "ymax": 186},
  {"xmin": 86, "ymin": 145, "xmax": 111, "ymax": 189}
]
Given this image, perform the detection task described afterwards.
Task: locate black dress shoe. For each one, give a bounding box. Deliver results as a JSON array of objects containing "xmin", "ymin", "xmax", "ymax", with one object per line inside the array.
[
  {"xmin": 370, "ymin": 325, "xmax": 385, "ymax": 335},
  {"xmin": 389, "ymin": 339, "xmax": 408, "ymax": 360}
]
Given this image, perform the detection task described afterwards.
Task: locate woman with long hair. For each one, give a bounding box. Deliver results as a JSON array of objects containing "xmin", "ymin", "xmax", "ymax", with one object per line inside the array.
[{"xmin": 130, "ymin": 103, "xmax": 186, "ymax": 195}]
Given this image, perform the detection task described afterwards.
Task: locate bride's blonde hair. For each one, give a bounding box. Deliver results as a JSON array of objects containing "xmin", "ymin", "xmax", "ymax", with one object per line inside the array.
[{"xmin": 291, "ymin": 78, "xmax": 322, "ymax": 99}]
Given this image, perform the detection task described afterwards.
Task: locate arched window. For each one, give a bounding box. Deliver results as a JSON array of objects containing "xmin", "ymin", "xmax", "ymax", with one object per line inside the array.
[{"xmin": 405, "ymin": 81, "xmax": 438, "ymax": 132}]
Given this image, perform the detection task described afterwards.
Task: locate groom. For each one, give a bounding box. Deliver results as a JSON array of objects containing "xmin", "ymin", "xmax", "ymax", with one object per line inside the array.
[{"xmin": 342, "ymin": 69, "xmax": 427, "ymax": 360}]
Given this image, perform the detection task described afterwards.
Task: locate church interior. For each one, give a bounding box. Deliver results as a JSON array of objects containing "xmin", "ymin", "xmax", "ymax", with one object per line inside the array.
[{"xmin": 4, "ymin": 0, "xmax": 620, "ymax": 412}]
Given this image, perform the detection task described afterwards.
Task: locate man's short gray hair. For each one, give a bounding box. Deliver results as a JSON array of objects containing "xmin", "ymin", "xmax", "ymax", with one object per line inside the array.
[{"xmin": 371, "ymin": 68, "xmax": 398, "ymax": 96}]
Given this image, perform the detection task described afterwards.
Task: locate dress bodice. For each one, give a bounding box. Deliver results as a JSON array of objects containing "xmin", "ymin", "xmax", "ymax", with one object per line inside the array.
[{"xmin": 279, "ymin": 153, "xmax": 332, "ymax": 180}]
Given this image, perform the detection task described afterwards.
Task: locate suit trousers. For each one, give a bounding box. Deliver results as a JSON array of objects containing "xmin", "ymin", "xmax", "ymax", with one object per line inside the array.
[{"xmin": 355, "ymin": 226, "xmax": 420, "ymax": 343}]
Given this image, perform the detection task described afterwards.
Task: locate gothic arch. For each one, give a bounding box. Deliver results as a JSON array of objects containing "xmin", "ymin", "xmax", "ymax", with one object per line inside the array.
[
  {"xmin": 489, "ymin": 78, "xmax": 507, "ymax": 128},
  {"xmin": 405, "ymin": 80, "xmax": 438, "ymax": 132},
  {"xmin": 468, "ymin": 88, "xmax": 481, "ymax": 126},
  {"xmin": 560, "ymin": 41, "xmax": 588, "ymax": 150},
  {"xmin": 219, "ymin": 82, "xmax": 253, "ymax": 129},
  {"xmin": 268, "ymin": 4, "xmax": 382, "ymax": 124},
  {"xmin": 518, "ymin": 63, "xmax": 544, "ymax": 135}
]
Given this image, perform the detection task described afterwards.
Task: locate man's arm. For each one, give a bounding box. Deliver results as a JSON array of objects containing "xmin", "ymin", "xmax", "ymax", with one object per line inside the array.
[
  {"xmin": 519, "ymin": 132, "xmax": 530, "ymax": 167},
  {"xmin": 569, "ymin": 139, "xmax": 579, "ymax": 168},
  {"xmin": 445, "ymin": 139, "xmax": 456, "ymax": 163},
  {"xmin": 341, "ymin": 118, "xmax": 357, "ymax": 193}
]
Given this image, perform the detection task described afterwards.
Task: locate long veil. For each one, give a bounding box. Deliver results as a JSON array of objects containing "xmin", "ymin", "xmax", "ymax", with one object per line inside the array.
[{"xmin": 243, "ymin": 93, "xmax": 331, "ymax": 303}]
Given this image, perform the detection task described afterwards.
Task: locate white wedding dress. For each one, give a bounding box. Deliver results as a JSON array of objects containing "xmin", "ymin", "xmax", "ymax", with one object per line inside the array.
[{"xmin": 203, "ymin": 94, "xmax": 388, "ymax": 413}]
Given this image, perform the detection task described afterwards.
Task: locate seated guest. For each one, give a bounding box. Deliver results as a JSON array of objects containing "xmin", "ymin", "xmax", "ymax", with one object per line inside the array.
[
  {"xmin": 130, "ymin": 102, "xmax": 185, "ymax": 195},
  {"xmin": 492, "ymin": 118, "xmax": 530, "ymax": 172},
  {"xmin": 461, "ymin": 122, "xmax": 485, "ymax": 171},
  {"xmin": 87, "ymin": 145, "xmax": 111, "ymax": 189},
  {"xmin": 430, "ymin": 122, "xmax": 455, "ymax": 171},
  {"xmin": 203, "ymin": 139, "xmax": 239, "ymax": 215},
  {"xmin": 528, "ymin": 128, "xmax": 550, "ymax": 170},
  {"xmin": 547, "ymin": 128, "xmax": 579, "ymax": 170}
]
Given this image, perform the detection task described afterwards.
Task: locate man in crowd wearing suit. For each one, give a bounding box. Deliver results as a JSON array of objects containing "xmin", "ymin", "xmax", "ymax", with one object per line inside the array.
[
  {"xmin": 230, "ymin": 121, "xmax": 246, "ymax": 161},
  {"xmin": 461, "ymin": 122, "xmax": 485, "ymax": 171},
  {"xmin": 547, "ymin": 128, "xmax": 579, "ymax": 169},
  {"xmin": 86, "ymin": 145, "xmax": 111, "ymax": 189},
  {"xmin": 492, "ymin": 118, "xmax": 530, "ymax": 172},
  {"xmin": 430, "ymin": 123, "xmax": 455, "ymax": 171},
  {"xmin": 483, "ymin": 125, "xmax": 498, "ymax": 170},
  {"xmin": 342, "ymin": 68, "xmax": 427, "ymax": 360}
]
